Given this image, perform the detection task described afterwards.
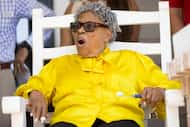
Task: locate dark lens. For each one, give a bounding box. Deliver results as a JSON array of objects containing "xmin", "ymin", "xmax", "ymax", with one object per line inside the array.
[
  {"xmin": 83, "ymin": 22, "xmax": 96, "ymax": 32},
  {"xmin": 70, "ymin": 22, "xmax": 80, "ymax": 32}
]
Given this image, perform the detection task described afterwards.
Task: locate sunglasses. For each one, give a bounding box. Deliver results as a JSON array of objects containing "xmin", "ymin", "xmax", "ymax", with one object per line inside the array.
[{"xmin": 70, "ymin": 21, "xmax": 108, "ymax": 32}]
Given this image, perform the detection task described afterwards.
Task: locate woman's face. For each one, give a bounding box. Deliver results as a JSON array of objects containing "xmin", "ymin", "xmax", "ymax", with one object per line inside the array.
[{"xmin": 72, "ymin": 11, "xmax": 111, "ymax": 57}]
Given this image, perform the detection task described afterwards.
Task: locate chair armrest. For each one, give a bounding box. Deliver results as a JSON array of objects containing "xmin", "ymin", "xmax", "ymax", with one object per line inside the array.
[
  {"xmin": 165, "ymin": 89, "xmax": 185, "ymax": 127},
  {"xmin": 2, "ymin": 96, "xmax": 28, "ymax": 114},
  {"xmin": 2, "ymin": 96, "xmax": 28, "ymax": 127}
]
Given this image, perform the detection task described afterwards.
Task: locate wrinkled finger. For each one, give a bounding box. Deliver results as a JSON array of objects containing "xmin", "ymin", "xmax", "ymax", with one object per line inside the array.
[
  {"xmin": 41, "ymin": 104, "xmax": 47, "ymax": 118},
  {"xmin": 32, "ymin": 104, "xmax": 38, "ymax": 120},
  {"xmin": 36, "ymin": 105, "xmax": 43, "ymax": 122},
  {"xmin": 146, "ymin": 88, "xmax": 153, "ymax": 104},
  {"xmin": 140, "ymin": 88, "xmax": 148, "ymax": 108},
  {"xmin": 150, "ymin": 88, "xmax": 164, "ymax": 107},
  {"xmin": 141, "ymin": 88, "xmax": 148, "ymax": 101},
  {"xmin": 150, "ymin": 94, "xmax": 159, "ymax": 108},
  {"xmin": 142, "ymin": 88, "xmax": 152, "ymax": 104},
  {"xmin": 41, "ymin": 105, "xmax": 47, "ymax": 123}
]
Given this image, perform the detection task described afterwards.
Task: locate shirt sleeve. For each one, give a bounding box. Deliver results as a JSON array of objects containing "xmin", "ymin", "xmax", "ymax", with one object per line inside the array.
[
  {"xmin": 15, "ymin": 0, "xmax": 55, "ymax": 46},
  {"xmin": 135, "ymin": 53, "xmax": 181, "ymax": 119},
  {"xmin": 135, "ymin": 53, "xmax": 180, "ymax": 91},
  {"xmin": 15, "ymin": 59, "xmax": 56, "ymax": 104}
]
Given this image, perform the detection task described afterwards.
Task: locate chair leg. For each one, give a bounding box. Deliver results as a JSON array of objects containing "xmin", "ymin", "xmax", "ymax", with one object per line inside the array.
[
  {"xmin": 165, "ymin": 90, "xmax": 185, "ymax": 127},
  {"xmin": 33, "ymin": 121, "xmax": 45, "ymax": 127},
  {"xmin": 2, "ymin": 96, "xmax": 27, "ymax": 127}
]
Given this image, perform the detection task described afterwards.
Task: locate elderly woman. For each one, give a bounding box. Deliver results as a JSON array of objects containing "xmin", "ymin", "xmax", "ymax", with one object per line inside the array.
[{"xmin": 16, "ymin": 2, "xmax": 180, "ymax": 127}]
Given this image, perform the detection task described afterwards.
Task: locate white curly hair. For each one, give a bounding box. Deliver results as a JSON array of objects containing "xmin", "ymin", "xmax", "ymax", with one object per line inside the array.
[{"xmin": 75, "ymin": 2, "xmax": 121, "ymax": 42}]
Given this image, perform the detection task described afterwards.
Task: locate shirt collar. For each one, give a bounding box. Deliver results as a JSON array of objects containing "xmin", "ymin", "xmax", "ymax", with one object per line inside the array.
[
  {"xmin": 76, "ymin": 47, "xmax": 112, "ymax": 73},
  {"xmin": 97, "ymin": 47, "xmax": 113, "ymax": 64}
]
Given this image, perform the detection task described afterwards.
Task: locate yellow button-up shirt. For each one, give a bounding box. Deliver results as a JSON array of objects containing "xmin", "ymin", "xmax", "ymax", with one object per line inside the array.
[{"xmin": 16, "ymin": 48, "xmax": 180, "ymax": 127}]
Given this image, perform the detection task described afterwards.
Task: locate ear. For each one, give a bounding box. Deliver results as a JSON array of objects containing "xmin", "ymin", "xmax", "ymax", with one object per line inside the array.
[{"xmin": 104, "ymin": 29, "xmax": 112, "ymax": 43}]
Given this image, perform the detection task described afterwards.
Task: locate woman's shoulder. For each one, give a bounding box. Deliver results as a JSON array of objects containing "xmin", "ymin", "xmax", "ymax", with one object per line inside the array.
[
  {"xmin": 51, "ymin": 54, "xmax": 78, "ymax": 63},
  {"xmin": 111, "ymin": 49, "xmax": 150, "ymax": 61},
  {"xmin": 113, "ymin": 49, "xmax": 139, "ymax": 57}
]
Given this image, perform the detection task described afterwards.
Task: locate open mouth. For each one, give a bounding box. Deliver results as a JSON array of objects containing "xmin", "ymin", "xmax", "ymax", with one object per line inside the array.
[
  {"xmin": 77, "ymin": 38, "xmax": 86, "ymax": 46},
  {"xmin": 78, "ymin": 39, "xmax": 85, "ymax": 45}
]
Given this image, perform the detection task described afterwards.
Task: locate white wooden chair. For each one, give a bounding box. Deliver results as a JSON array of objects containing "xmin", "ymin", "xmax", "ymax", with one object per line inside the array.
[{"xmin": 1, "ymin": 1, "xmax": 184, "ymax": 127}]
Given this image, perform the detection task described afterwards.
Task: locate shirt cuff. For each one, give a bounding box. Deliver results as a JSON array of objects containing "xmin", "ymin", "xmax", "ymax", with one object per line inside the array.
[{"xmin": 23, "ymin": 89, "xmax": 35, "ymax": 98}]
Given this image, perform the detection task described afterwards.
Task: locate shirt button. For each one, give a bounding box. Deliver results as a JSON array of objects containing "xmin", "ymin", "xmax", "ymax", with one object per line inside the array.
[{"xmin": 116, "ymin": 91, "xmax": 124, "ymax": 97}]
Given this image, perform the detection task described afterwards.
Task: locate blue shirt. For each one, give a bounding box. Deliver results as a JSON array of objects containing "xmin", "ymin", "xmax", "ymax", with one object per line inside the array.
[{"xmin": 0, "ymin": 0, "xmax": 55, "ymax": 62}]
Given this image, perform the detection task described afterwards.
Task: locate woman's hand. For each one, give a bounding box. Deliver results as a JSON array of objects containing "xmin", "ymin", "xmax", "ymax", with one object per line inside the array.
[
  {"xmin": 141, "ymin": 87, "xmax": 165, "ymax": 108},
  {"xmin": 28, "ymin": 90, "xmax": 48, "ymax": 123},
  {"xmin": 14, "ymin": 47, "xmax": 28, "ymax": 73}
]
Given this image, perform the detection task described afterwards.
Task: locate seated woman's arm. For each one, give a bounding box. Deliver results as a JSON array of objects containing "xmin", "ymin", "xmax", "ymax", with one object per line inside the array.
[
  {"xmin": 61, "ymin": 2, "xmax": 75, "ymax": 46},
  {"xmin": 29, "ymin": 90, "xmax": 48, "ymax": 122},
  {"xmin": 128, "ymin": 0, "xmax": 140, "ymax": 41},
  {"xmin": 135, "ymin": 52, "xmax": 181, "ymax": 119},
  {"xmin": 61, "ymin": 28, "xmax": 74, "ymax": 46},
  {"xmin": 15, "ymin": 60, "xmax": 56, "ymax": 122},
  {"xmin": 170, "ymin": 8, "xmax": 184, "ymax": 34}
]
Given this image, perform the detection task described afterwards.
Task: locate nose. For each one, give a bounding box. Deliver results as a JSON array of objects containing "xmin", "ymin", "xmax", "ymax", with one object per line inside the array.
[{"xmin": 77, "ymin": 26, "xmax": 85, "ymax": 34}]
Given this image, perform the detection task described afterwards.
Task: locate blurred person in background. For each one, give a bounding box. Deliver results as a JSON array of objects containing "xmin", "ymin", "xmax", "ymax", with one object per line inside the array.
[
  {"xmin": 162, "ymin": 0, "xmax": 190, "ymax": 34},
  {"xmin": 106, "ymin": 0, "xmax": 140, "ymax": 42},
  {"xmin": 0, "ymin": 0, "xmax": 54, "ymax": 126}
]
